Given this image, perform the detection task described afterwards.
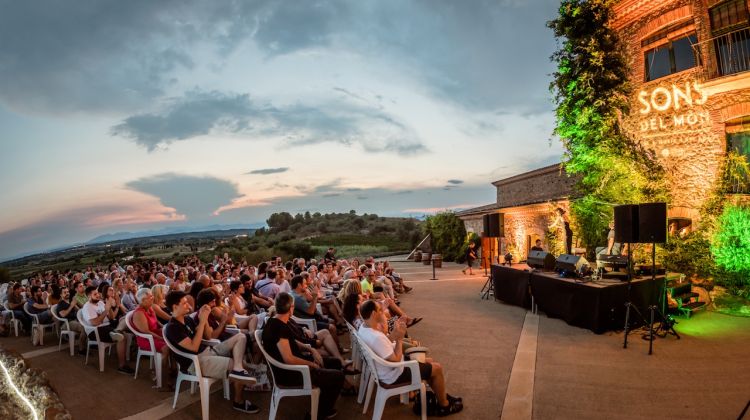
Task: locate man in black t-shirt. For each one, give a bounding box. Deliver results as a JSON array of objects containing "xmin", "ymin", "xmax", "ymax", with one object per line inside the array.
[
  {"xmin": 262, "ymin": 292, "xmax": 344, "ymax": 419},
  {"xmin": 164, "ymin": 291, "xmax": 261, "ymax": 414}
]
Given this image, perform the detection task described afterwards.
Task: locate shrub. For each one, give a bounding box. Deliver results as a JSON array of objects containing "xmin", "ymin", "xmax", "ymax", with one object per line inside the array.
[
  {"xmin": 422, "ymin": 212, "xmax": 467, "ymax": 262},
  {"xmin": 275, "ymin": 240, "xmax": 317, "ymax": 261},
  {"xmin": 711, "ymin": 204, "xmax": 750, "ymax": 288}
]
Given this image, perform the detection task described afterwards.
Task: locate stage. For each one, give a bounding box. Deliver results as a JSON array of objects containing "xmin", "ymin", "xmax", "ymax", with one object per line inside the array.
[{"xmin": 491, "ymin": 264, "xmax": 661, "ymax": 334}]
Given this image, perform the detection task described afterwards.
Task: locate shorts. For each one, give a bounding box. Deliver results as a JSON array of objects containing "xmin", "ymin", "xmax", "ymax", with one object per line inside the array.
[
  {"xmin": 193, "ymin": 332, "xmax": 246, "ymax": 379},
  {"xmin": 390, "ymin": 361, "xmax": 432, "ymax": 385}
]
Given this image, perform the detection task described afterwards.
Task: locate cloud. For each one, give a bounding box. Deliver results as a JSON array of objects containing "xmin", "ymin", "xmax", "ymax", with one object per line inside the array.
[
  {"xmin": 0, "ymin": 203, "xmax": 182, "ymax": 261},
  {"xmin": 246, "ymin": 167, "xmax": 289, "ymax": 175},
  {"xmin": 126, "ymin": 173, "xmax": 242, "ymax": 219},
  {"xmin": 447, "ymin": 179, "xmax": 463, "ymax": 185},
  {"xmin": 112, "ymin": 90, "xmax": 426, "ymax": 155}
]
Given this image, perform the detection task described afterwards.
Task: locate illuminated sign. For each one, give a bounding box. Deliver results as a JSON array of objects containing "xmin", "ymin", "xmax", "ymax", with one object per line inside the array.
[{"xmin": 636, "ymin": 81, "xmax": 711, "ymax": 133}]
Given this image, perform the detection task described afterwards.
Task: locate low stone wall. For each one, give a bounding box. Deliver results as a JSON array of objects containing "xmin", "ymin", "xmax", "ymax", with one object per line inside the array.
[{"xmin": 0, "ymin": 350, "xmax": 70, "ymax": 420}]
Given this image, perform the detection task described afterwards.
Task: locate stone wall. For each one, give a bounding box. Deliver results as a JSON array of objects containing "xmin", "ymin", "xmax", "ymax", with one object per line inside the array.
[
  {"xmin": 463, "ymin": 215, "xmax": 484, "ymax": 235},
  {"xmin": 494, "ymin": 165, "xmax": 577, "ymax": 208},
  {"xmin": 615, "ymin": 0, "xmax": 750, "ymax": 219},
  {"xmin": 500, "ymin": 201, "xmax": 570, "ymax": 262}
]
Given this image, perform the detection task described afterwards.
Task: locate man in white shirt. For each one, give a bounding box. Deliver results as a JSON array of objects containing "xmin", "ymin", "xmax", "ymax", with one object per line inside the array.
[
  {"xmin": 357, "ymin": 300, "xmax": 463, "ymax": 416},
  {"xmin": 82, "ymin": 286, "xmax": 133, "ymax": 374}
]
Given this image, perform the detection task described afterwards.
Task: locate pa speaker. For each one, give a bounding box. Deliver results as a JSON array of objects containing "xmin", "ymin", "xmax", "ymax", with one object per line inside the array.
[
  {"xmin": 555, "ymin": 254, "xmax": 589, "ymax": 275},
  {"xmin": 487, "ymin": 213, "xmax": 504, "ymax": 237},
  {"xmin": 528, "ymin": 250, "xmax": 556, "ymax": 270},
  {"xmin": 482, "ymin": 214, "xmax": 491, "ymax": 238},
  {"xmin": 614, "ymin": 204, "xmax": 639, "ymax": 243},
  {"xmin": 638, "ymin": 202, "xmax": 667, "ymax": 243}
]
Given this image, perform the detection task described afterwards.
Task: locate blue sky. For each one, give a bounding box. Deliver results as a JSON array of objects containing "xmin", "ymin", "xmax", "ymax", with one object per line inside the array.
[{"xmin": 0, "ymin": 0, "xmax": 563, "ymax": 260}]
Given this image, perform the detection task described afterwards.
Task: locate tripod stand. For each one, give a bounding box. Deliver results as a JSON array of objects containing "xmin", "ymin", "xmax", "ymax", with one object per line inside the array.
[
  {"xmin": 622, "ymin": 242, "xmax": 648, "ymax": 349},
  {"xmin": 645, "ymin": 243, "xmax": 679, "ymax": 355}
]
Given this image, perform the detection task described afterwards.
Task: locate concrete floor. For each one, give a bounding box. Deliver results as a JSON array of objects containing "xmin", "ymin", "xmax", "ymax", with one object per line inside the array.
[{"xmin": 1, "ymin": 260, "xmax": 749, "ymax": 419}]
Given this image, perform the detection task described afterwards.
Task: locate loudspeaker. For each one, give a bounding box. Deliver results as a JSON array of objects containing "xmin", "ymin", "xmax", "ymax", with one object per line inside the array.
[
  {"xmin": 482, "ymin": 214, "xmax": 491, "ymax": 237},
  {"xmin": 555, "ymin": 254, "xmax": 589, "ymax": 275},
  {"xmin": 614, "ymin": 205, "xmax": 639, "ymax": 243},
  {"xmin": 528, "ymin": 250, "xmax": 556, "ymax": 270},
  {"xmin": 638, "ymin": 202, "xmax": 667, "ymax": 243},
  {"xmin": 487, "ymin": 213, "xmax": 504, "ymax": 237}
]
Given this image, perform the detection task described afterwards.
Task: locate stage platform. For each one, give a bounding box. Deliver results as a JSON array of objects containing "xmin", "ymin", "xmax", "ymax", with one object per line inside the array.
[{"xmin": 491, "ymin": 264, "xmax": 661, "ymax": 334}]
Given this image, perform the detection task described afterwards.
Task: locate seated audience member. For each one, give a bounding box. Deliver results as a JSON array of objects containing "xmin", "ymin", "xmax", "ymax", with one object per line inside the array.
[
  {"xmin": 255, "ymin": 268, "xmax": 281, "ymax": 300},
  {"xmin": 121, "ymin": 279, "xmax": 138, "ymax": 312},
  {"xmin": 27, "ymin": 285, "xmax": 53, "ymax": 323},
  {"xmin": 55, "ymin": 286, "xmax": 87, "ymax": 353},
  {"xmin": 261, "ymin": 293, "xmax": 344, "ymax": 419},
  {"xmin": 358, "ymin": 300, "xmax": 462, "ymax": 416},
  {"xmin": 7, "ymin": 283, "xmax": 32, "ymax": 332},
  {"xmin": 99, "ymin": 283, "xmax": 128, "ymax": 331},
  {"xmin": 228, "ymin": 280, "xmax": 258, "ymax": 331},
  {"xmin": 151, "ymin": 284, "xmax": 172, "ymax": 323},
  {"xmin": 132, "ymin": 287, "xmax": 173, "ymax": 388},
  {"xmin": 72, "ymin": 281, "xmax": 88, "ymax": 308},
  {"xmin": 290, "ymin": 275, "xmax": 338, "ymax": 339},
  {"xmin": 82, "ymin": 286, "xmax": 134, "ymax": 374},
  {"xmin": 164, "ymin": 291, "xmax": 259, "ymax": 413},
  {"xmin": 240, "ymin": 274, "xmax": 273, "ymax": 310},
  {"xmin": 303, "ymin": 272, "xmax": 345, "ymax": 328},
  {"xmin": 194, "ymin": 288, "xmax": 233, "ymax": 341}
]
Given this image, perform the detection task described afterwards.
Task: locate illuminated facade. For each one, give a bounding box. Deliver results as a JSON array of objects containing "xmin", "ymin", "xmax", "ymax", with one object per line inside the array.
[{"xmin": 458, "ymin": 0, "xmax": 750, "ymax": 259}]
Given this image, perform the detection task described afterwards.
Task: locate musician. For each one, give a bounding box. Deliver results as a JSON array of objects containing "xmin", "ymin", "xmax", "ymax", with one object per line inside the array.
[
  {"xmin": 605, "ymin": 221, "xmax": 623, "ymax": 255},
  {"xmin": 530, "ymin": 239, "xmax": 544, "ymax": 252}
]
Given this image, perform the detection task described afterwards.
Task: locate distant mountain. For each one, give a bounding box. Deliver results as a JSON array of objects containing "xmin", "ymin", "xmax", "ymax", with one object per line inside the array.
[{"xmin": 86, "ymin": 223, "xmax": 265, "ymax": 244}]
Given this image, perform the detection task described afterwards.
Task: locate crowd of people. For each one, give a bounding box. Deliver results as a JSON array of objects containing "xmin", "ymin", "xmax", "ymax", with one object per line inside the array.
[{"xmin": 0, "ymin": 249, "xmax": 462, "ymax": 417}]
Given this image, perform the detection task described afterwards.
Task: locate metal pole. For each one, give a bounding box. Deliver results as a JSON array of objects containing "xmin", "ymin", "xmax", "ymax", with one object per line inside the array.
[{"xmin": 431, "ymin": 258, "xmax": 437, "ymax": 280}]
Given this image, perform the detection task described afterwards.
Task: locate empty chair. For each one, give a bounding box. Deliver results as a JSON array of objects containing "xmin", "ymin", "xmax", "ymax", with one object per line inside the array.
[
  {"xmin": 254, "ymin": 329, "xmax": 320, "ymax": 420},
  {"xmin": 162, "ymin": 324, "xmax": 230, "ymax": 420}
]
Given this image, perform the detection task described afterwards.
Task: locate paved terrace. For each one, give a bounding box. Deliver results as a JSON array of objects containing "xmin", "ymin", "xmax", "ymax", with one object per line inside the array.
[{"xmin": 2, "ymin": 259, "xmax": 750, "ymax": 419}]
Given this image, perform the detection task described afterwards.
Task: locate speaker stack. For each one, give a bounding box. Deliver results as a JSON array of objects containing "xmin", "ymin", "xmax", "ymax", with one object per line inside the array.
[
  {"xmin": 614, "ymin": 202, "xmax": 667, "ymax": 245},
  {"xmin": 482, "ymin": 213, "xmax": 504, "ymax": 238}
]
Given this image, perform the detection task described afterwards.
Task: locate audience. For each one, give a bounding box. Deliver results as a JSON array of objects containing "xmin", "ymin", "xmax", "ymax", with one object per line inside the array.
[{"xmin": 81, "ymin": 286, "xmax": 134, "ymax": 374}]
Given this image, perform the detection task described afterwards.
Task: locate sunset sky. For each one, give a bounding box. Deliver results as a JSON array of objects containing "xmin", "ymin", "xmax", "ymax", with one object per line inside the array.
[{"xmin": 0, "ymin": 0, "xmax": 563, "ymax": 260}]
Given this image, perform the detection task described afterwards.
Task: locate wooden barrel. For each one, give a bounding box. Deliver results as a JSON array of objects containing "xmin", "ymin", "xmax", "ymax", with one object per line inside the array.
[
  {"xmin": 422, "ymin": 253, "xmax": 432, "ymax": 265},
  {"xmin": 432, "ymin": 254, "xmax": 442, "ymax": 268},
  {"xmin": 413, "ymin": 251, "xmax": 422, "ymax": 262}
]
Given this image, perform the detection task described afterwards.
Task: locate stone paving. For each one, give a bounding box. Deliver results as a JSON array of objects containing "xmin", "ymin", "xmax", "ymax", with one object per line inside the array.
[{"xmin": 1, "ymin": 259, "xmax": 749, "ymax": 419}]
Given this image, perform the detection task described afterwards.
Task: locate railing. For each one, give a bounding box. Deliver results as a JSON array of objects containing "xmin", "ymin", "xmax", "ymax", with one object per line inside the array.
[{"xmin": 693, "ymin": 27, "xmax": 750, "ymax": 81}]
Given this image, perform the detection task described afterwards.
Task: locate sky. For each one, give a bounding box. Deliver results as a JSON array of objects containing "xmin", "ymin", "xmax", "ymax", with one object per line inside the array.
[{"xmin": 0, "ymin": 0, "xmax": 563, "ymax": 261}]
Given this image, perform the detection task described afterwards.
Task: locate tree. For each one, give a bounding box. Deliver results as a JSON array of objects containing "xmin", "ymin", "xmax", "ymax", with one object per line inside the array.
[
  {"xmin": 422, "ymin": 212, "xmax": 467, "ymax": 262},
  {"xmin": 267, "ymin": 212, "xmax": 294, "ymax": 232},
  {"xmin": 548, "ymin": 0, "xmax": 667, "ymax": 255},
  {"xmin": 711, "ymin": 204, "xmax": 750, "ymax": 287},
  {"xmin": 0, "ymin": 266, "xmax": 10, "ymax": 284}
]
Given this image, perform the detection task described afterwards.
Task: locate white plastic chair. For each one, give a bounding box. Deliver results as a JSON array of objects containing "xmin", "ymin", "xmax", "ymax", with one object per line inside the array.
[
  {"xmin": 24, "ymin": 302, "xmax": 57, "ymax": 345},
  {"xmin": 50, "ymin": 304, "xmax": 78, "ymax": 356},
  {"xmin": 162, "ymin": 324, "xmax": 230, "ymax": 420},
  {"xmin": 255, "ymin": 329, "xmax": 320, "ymax": 420},
  {"xmin": 357, "ymin": 330, "xmax": 427, "ymax": 420},
  {"xmin": 345, "ymin": 322, "xmax": 368, "ymax": 403},
  {"xmin": 291, "ymin": 315, "xmax": 317, "ymax": 333},
  {"xmin": 3, "ymin": 302, "xmax": 21, "ymax": 336},
  {"xmin": 77, "ymin": 309, "xmax": 114, "ymax": 372},
  {"xmin": 125, "ymin": 311, "xmax": 163, "ymax": 388}
]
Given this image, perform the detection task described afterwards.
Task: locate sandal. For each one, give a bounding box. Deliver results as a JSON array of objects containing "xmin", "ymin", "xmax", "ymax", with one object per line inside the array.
[
  {"xmin": 406, "ymin": 317, "xmax": 423, "ymax": 327},
  {"xmin": 436, "ymin": 399, "xmax": 464, "ymax": 416}
]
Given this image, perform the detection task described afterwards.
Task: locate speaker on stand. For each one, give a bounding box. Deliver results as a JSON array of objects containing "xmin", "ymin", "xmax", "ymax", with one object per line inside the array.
[{"xmin": 638, "ymin": 202, "xmax": 678, "ymax": 354}]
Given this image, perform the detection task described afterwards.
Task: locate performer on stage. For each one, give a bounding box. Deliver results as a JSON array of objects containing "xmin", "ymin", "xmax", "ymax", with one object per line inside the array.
[
  {"xmin": 605, "ymin": 220, "xmax": 623, "ymax": 255},
  {"xmin": 556, "ymin": 208, "xmax": 573, "ymax": 254},
  {"xmin": 530, "ymin": 239, "xmax": 544, "ymax": 252}
]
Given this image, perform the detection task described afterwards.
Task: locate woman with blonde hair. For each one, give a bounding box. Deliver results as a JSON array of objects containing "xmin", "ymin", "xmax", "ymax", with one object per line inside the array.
[{"xmin": 150, "ymin": 284, "xmax": 171, "ymax": 323}]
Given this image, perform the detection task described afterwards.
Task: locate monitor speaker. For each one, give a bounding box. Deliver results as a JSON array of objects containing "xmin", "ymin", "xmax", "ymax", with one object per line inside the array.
[
  {"xmin": 482, "ymin": 214, "xmax": 491, "ymax": 238},
  {"xmin": 638, "ymin": 202, "xmax": 667, "ymax": 244},
  {"xmin": 528, "ymin": 250, "xmax": 556, "ymax": 270},
  {"xmin": 555, "ymin": 254, "xmax": 589, "ymax": 275},
  {"xmin": 487, "ymin": 213, "xmax": 504, "ymax": 237},
  {"xmin": 614, "ymin": 204, "xmax": 639, "ymax": 243}
]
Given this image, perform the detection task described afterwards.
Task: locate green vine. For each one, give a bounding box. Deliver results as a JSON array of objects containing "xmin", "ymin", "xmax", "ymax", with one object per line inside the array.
[{"xmin": 548, "ymin": 0, "xmax": 668, "ymax": 256}]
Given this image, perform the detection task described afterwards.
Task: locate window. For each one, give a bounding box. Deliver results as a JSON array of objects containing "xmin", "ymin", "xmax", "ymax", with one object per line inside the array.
[
  {"xmin": 726, "ymin": 116, "xmax": 750, "ymax": 193},
  {"xmin": 644, "ymin": 33, "xmax": 699, "ymax": 81},
  {"xmin": 710, "ymin": 0, "xmax": 749, "ymax": 35}
]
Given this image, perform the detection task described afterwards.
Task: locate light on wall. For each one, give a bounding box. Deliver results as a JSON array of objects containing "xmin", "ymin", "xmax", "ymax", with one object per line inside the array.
[{"xmin": 0, "ymin": 357, "xmax": 40, "ymax": 420}]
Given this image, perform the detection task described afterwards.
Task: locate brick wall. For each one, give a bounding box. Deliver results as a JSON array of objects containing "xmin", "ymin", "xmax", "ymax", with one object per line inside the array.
[
  {"xmin": 494, "ymin": 165, "xmax": 577, "ymax": 208},
  {"xmin": 616, "ymin": 0, "xmax": 750, "ymax": 218}
]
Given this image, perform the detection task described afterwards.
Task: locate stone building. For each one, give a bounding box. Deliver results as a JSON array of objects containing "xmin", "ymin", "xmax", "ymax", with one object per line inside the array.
[{"xmin": 458, "ymin": 0, "xmax": 750, "ymax": 260}]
